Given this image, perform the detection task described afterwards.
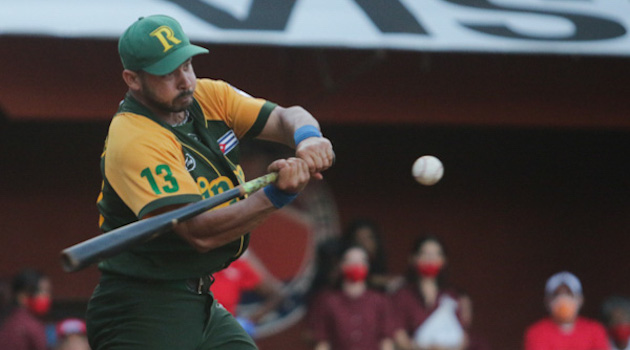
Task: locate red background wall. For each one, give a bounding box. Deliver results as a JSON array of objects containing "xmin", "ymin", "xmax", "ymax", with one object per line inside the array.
[{"xmin": 1, "ymin": 37, "xmax": 629, "ymax": 349}]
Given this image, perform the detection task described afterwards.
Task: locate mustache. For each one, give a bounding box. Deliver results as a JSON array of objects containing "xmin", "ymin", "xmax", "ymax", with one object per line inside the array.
[{"xmin": 177, "ymin": 90, "xmax": 194, "ymax": 99}]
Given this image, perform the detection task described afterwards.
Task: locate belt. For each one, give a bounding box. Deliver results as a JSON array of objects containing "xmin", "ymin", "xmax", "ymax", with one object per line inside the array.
[
  {"xmin": 185, "ymin": 274, "xmax": 215, "ymax": 295},
  {"xmin": 99, "ymin": 272, "xmax": 215, "ymax": 295}
]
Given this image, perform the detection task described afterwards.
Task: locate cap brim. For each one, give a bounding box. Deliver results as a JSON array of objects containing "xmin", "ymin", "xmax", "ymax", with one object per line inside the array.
[{"xmin": 143, "ymin": 44, "xmax": 209, "ymax": 76}]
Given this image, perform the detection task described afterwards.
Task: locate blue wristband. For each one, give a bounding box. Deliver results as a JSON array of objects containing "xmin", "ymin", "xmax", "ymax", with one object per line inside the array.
[
  {"xmin": 294, "ymin": 125, "xmax": 322, "ymax": 146},
  {"xmin": 264, "ymin": 185, "xmax": 298, "ymax": 208}
]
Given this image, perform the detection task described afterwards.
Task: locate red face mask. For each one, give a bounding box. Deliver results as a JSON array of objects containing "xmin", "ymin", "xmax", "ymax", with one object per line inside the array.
[
  {"xmin": 27, "ymin": 295, "xmax": 51, "ymax": 316},
  {"xmin": 416, "ymin": 262, "xmax": 443, "ymax": 278},
  {"xmin": 342, "ymin": 264, "xmax": 368, "ymax": 282},
  {"xmin": 610, "ymin": 324, "xmax": 630, "ymax": 347}
]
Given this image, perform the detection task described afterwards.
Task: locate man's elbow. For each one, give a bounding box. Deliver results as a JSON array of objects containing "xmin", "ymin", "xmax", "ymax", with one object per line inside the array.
[
  {"xmin": 173, "ymin": 223, "xmax": 220, "ymax": 253},
  {"xmin": 286, "ymin": 105, "xmax": 308, "ymax": 115},
  {"xmin": 186, "ymin": 235, "xmax": 228, "ymax": 253},
  {"xmin": 279, "ymin": 105, "xmax": 311, "ymax": 120}
]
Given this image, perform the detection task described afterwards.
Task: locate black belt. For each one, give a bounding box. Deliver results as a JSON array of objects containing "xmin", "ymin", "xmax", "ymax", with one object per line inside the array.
[{"xmin": 185, "ymin": 275, "xmax": 215, "ymax": 295}]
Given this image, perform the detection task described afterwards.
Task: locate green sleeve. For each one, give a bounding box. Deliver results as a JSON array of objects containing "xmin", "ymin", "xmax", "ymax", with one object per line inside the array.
[{"xmin": 242, "ymin": 101, "xmax": 277, "ymax": 140}]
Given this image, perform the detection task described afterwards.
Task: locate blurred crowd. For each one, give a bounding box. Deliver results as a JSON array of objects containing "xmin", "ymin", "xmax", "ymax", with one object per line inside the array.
[
  {"xmin": 0, "ymin": 269, "xmax": 90, "ymax": 350},
  {"xmin": 2, "ymin": 220, "xmax": 629, "ymax": 350},
  {"xmin": 299, "ymin": 218, "xmax": 629, "ymax": 350},
  {"xmin": 304, "ymin": 220, "xmax": 490, "ymax": 350}
]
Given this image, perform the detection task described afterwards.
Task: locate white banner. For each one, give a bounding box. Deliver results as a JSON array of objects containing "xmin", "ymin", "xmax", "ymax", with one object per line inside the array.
[{"xmin": 1, "ymin": 0, "xmax": 630, "ymax": 56}]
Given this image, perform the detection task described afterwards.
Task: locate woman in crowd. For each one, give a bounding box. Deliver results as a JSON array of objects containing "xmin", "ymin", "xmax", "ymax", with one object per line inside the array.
[
  {"xmin": 392, "ymin": 235, "xmax": 469, "ymax": 350},
  {"xmin": 308, "ymin": 245, "xmax": 396, "ymax": 350},
  {"xmin": 0, "ymin": 269, "xmax": 52, "ymax": 350},
  {"xmin": 342, "ymin": 219, "xmax": 401, "ymax": 292}
]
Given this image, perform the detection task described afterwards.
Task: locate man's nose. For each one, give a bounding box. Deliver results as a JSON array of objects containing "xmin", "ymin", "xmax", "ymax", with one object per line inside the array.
[{"xmin": 177, "ymin": 70, "xmax": 193, "ymax": 90}]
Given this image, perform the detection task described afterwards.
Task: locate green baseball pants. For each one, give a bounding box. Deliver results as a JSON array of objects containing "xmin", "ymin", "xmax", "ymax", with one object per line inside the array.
[{"xmin": 86, "ymin": 274, "xmax": 257, "ymax": 350}]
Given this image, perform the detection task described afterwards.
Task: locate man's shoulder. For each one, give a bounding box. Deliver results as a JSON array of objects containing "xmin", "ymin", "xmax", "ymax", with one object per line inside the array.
[
  {"xmin": 194, "ymin": 78, "xmax": 229, "ymax": 97},
  {"xmin": 194, "ymin": 78, "xmax": 257, "ymax": 103},
  {"xmin": 106, "ymin": 113, "xmax": 180, "ymax": 157},
  {"xmin": 110, "ymin": 113, "xmax": 173, "ymax": 139},
  {"xmin": 575, "ymin": 316, "xmax": 607, "ymax": 332},
  {"xmin": 196, "ymin": 77, "xmax": 226, "ymax": 86}
]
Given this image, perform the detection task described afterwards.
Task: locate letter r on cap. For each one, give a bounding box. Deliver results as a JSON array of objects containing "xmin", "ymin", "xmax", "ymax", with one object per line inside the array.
[{"xmin": 150, "ymin": 26, "xmax": 182, "ymax": 52}]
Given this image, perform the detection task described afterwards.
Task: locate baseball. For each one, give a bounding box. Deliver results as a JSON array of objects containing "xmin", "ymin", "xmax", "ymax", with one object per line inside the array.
[{"xmin": 412, "ymin": 155, "xmax": 444, "ymax": 186}]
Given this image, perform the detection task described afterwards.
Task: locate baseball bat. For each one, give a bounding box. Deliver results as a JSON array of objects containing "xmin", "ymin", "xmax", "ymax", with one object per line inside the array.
[{"xmin": 61, "ymin": 172, "xmax": 278, "ymax": 273}]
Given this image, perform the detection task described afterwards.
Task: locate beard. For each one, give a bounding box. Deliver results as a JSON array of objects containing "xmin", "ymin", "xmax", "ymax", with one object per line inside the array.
[{"xmin": 140, "ymin": 81, "xmax": 194, "ymax": 114}]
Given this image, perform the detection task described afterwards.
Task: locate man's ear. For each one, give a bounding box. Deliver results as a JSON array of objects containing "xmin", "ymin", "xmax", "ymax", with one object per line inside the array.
[{"xmin": 122, "ymin": 69, "xmax": 141, "ymax": 91}]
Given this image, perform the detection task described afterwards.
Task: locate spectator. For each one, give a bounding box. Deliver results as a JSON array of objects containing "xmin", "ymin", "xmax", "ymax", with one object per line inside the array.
[
  {"xmin": 392, "ymin": 235, "xmax": 467, "ymax": 350},
  {"xmin": 524, "ymin": 271, "xmax": 609, "ymax": 350},
  {"xmin": 601, "ymin": 296, "xmax": 630, "ymax": 350},
  {"xmin": 308, "ymin": 246, "xmax": 396, "ymax": 350},
  {"xmin": 342, "ymin": 220, "xmax": 392, "ymax": 291},
  {"xmin": 343, "ymin": 219, "xmax": 404, "ymax": 292},
  {"xmin": 307, "ymin": 236, "xmax": 344, "ymax": 301},
  {"xmin": 55, "ymin": 318, "xmax": 90, "ymax": 350},
  {"xmin": 0, "ymin": 269, "xmax": 51, "ymax": 350},
  {"xmin": 210, "ymin": 252, "xmax": 284, "ymax": 337}
]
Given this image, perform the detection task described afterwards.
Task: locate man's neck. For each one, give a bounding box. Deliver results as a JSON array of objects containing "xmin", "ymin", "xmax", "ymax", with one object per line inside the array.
[
  {"xmin": 170, "ymin": 110, "xmax": 190, "ymax": 126},
  {"xmin": 556, "ymin": 319, "xmax": 577, "ymax": 332}
]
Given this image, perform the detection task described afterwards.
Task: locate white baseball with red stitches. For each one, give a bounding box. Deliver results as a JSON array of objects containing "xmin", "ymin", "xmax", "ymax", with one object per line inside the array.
[{"xmin": 412, "ymin": 155, "xmax": 444, "ymax": 186}]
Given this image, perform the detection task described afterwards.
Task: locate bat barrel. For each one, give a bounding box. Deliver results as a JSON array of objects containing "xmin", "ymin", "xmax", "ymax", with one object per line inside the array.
[
  {"xmin": 60, "ymin": 172, "xmax": 278, "ymax": 272},
  {"xmin": 61, "ymin": 217, "xmax": 175, "ymax": 272},
  {"xmin": 61, "ymin": 250, "xmax": 81, "ymax": 273}
]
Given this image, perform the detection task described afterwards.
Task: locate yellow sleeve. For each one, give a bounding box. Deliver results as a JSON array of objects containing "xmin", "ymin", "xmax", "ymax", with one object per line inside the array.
[
  {"xmin": 105, "ymin": 113, "xmax": 201, "ymax": 218},
  {"xmin": 193, "ymin": 79, "xmax": 273, "ymax": 139}
]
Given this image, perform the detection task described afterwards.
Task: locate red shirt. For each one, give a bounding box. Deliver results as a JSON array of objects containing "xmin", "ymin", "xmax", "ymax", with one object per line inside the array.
[
  {"xmin": 0, "ymin": 307, "xmax": 47, "ymax": 350},
  {"xmin": 308, "ymin": 289, "xmax": 396, "ymax": 350},
  {"xmin": 524, "ymin": 317, "xmax": 610, "ymax": 350},
  {"xmin": 211, "ymin": 258, "xmax": 262, "ymax": 314}
]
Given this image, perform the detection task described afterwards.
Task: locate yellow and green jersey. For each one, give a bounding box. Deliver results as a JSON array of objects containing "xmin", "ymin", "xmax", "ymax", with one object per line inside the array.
[{"xmin": 96, "ymin": 79, "xmax": 276, "ymax": 280}]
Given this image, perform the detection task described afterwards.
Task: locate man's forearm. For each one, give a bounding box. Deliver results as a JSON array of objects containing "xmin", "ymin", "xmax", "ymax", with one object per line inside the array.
[{"xmin": 173, "ymin": 191, "xmax": 276, "ymax": 252}]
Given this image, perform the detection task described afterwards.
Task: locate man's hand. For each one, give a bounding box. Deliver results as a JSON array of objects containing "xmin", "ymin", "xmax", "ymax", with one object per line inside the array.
[
  {"xmin": 295, "ymin": 137, "xmax": 334, "ymax": 180},
  {"xmin": 267, "ymin": 157, "xmax": 311, "ymax": 193}
]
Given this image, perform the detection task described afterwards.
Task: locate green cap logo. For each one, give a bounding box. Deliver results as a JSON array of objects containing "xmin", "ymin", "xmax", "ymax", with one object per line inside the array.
[
  {"xmin": 150, "ymin": 25, "xmax": 182, "ymax": 52},
  {"xmin": 118, "ymin": 15, "xmax": 209, "ymax": 75}
]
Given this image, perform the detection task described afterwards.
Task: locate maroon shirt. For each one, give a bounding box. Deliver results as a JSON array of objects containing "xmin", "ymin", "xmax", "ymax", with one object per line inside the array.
[
  {"xmin": 391, "ymin": 284, "xmax": 462, "ymax": 335},
  {"xmin": 308, "ymin": 289, "xmax": 396, "ymax": 350},
  {"xmin": 0, "ymin": 307, "xmax": 47, "ymax": 350}
]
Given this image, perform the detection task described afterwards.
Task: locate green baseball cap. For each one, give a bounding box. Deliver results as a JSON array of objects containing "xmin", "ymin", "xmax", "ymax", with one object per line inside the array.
[{"xmin": 118, "ymin": 15, "xmax": 209, "ymax": 75}]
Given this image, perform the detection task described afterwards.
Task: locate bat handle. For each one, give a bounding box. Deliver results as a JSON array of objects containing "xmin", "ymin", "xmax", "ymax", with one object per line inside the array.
[{"xmin": 240, "ymin": 172, "xmax": 278, "ymax": 195}]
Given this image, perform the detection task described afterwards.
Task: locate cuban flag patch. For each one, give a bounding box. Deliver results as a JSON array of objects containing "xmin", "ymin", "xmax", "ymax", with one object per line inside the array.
[{"xmin": 218, "ymin": 130, "xmax": 238, "ymax": 154}]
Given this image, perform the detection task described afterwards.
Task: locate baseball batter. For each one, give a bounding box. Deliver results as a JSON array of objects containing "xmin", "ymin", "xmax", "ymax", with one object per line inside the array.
[{"xmin": 86, "ymin": 15, "xmax": 334, "ymax": 350}]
